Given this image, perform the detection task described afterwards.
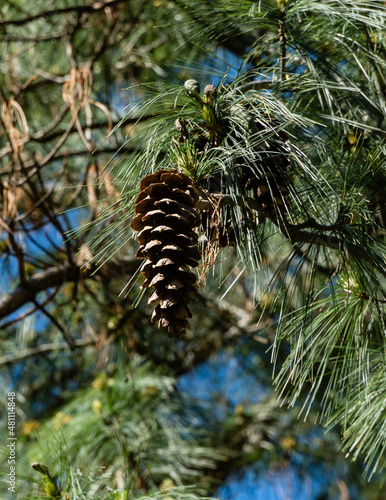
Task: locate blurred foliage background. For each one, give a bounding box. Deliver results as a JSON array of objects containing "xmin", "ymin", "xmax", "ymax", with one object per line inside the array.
[{"xmin": 0, "ymin": 1, "xmax": 385, "ymax": 499}]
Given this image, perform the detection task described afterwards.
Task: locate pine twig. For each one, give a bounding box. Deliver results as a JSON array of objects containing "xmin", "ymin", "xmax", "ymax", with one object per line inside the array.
[
  {"xmin": 195, "ymin": 193, "xmax": 386, "ymax": 274},
  {"xmin": 235, "ymin": 79, "xmax": 281, "ymax": 93},
  {"xmin": 279, "ymin": 10, "xmax": 287, "ymax": 80}
]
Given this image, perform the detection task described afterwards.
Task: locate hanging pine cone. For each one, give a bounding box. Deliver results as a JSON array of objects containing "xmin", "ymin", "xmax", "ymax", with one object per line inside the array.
[{"xmin": 131, "ymin": 169, "xmax": 200, "ymax": 337}]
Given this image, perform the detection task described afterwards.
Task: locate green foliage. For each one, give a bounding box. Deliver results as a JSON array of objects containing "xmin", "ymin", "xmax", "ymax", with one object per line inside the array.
[
  {"xmin": 86, "ymin": 0, "xmax": 386, "ymax": 478},
  {"xmin": 15, "ymin": 357, "xmax": 223, "ymax": 498},
  {"xmin": 273, "ymin": 285, "xmax": 385, "ymax": 473}
]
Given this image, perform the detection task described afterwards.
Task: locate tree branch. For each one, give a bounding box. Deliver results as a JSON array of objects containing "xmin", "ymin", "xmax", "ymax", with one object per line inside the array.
[
  {"xmin": 1, "ymin": 146, "xmax": 137, "ymax": 176},
  {"xmin": 279, "ymin": 11, "xmax": 287, "ymax": 80},
  {"xmin": 235, "ymin": 80, "xmax": 280, "ymax": 93},
  {"xmin": 288, "ymin": 229, "xmax": 385, "ymax": 274},
  {"xmin": 195, "ymin": 193, "xmax": 386, "ymax": 274},
  {"xmin": 0, "ymin": 263, "xmax": 79, "ymax": 321},
  {"xmin": 32, "ymin": 298, "xmax": 75, "ymax": 349},
  {"xmin": 0, "ymin": 257, "xmax": 140, "ymax": 322},
  {"xmin": 0, "ymin": 0, "xmax": 125, "ymax": 27},
  {"xmin": 1, "ymin": 33, "xmax": 63, "ymax": 42},
  {"xmin": 0, "ymin": 338, "xmax": 96, "ymax": 367}
]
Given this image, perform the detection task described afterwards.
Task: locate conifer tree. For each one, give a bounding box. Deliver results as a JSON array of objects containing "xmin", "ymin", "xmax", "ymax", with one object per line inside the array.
[
  {"xmin": 0, "ymin": 1, "xmax": 385, "ymax": 498},
  {"xmin": 93, "ymin": 0, "xmax": 386, "ymax": 478}
]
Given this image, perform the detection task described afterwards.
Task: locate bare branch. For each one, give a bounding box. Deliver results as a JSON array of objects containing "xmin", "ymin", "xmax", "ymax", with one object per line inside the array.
[
  {"xmin": 30, "ymin": 104, "xmax": 69, "ymax": 141},
  {"xmin": 32, "ymin": 298, "xmax": 75, "ymax": 349},
  {"xmin": 0, "ymin": 339, "xmax": 96, "ymax": 366},
  {"xmin": 1, "ymin": 33, "xmax": 64, "ymax": 42},
  {"xmin": 7, "ymin": 228, "xmax": 26, "ymax": 283},
  {"xmin": 0, "ymin": 263, "xmax": 79, "ymax": 321},
  {"xmin": 0, "ymin": 257, "xmax": 139, "ymax": 322},
  {"xmin": 0, "ymin": 289, "xmax": 59, "ymax": 330},
  {"xmin": 0, "ymin": 0, "xmax": 125, "ymax": 27}
]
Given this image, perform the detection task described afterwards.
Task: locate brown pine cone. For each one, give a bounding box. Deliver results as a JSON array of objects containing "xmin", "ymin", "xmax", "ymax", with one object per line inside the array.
[{"xmin": 131, "ymin": 169, "xmax": 200, "ymax": 337}]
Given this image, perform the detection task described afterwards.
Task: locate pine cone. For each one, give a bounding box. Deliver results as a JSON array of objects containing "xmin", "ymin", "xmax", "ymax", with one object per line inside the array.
[
  {"xmin": 239, "ymin": 125, "xmax": 290, "ymax": 212},
  {"xmin": 131, "ymin": 169, "xmax": 200, "ymax": 337},
  {"xmin": 240, "ymin": 158, "xmax": 289, "ymax": 210}
]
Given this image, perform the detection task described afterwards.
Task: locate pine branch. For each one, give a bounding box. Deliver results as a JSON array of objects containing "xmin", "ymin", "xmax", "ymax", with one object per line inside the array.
[
  {"xmin": 235, "ymin": 79, "xmax": 281, "ymax": 93},
  {"xmin": 195, "ymin": 193, "xmax": 386, "ymax": 274},
  {"xmin": 287, "ymin": 228, "xmax": 384, "ymax": 273}
]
